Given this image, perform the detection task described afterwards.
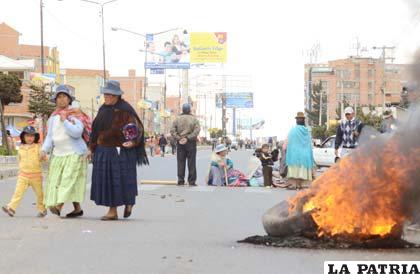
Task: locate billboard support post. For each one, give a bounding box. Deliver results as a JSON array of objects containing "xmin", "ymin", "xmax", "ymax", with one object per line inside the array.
[{"xmin": 232, "ymin": 107, "xmax": 236, "ymax": 136}]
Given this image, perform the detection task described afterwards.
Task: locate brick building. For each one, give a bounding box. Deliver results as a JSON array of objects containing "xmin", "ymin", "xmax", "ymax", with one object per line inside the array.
[
  {"xmin": 304, "ymin": 56, "xmax": 410, "ymax": 123},
  {"xmin": 0, "ymin": 22, "xmax": 60, "ymax": 80},
  {"xmin": 0, "ymin": 55, "xmax": 35, "ymax": 129}
]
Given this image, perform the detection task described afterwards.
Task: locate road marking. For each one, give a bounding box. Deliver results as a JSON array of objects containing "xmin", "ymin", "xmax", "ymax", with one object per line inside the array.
[
  {"xmin": 138, "ymin": 185, "xmax": 164, "ymax": 191},
  {"xmin": 187, "ymin": 186, "xmax": 215, "ymax": 192},
  {"xmin": 244, "ymin": 187, "xmax": 273, "ymax": 193}
]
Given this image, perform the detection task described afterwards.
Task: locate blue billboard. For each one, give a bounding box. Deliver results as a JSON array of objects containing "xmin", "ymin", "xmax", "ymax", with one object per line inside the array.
[
  {"xmin": 144, "ymin": 31, "xmax": 190, "ymax": 69},
  {"xmin": 215, "ymin": 92, "xmax": 254, "ymax": 108}
]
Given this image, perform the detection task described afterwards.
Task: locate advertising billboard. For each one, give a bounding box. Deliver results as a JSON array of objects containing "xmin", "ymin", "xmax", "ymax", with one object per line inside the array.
[
  {"xmin": 215, "ymin": 92, "xmax": 253, "ymax": 108},
  {"xmin": 145, "ymin": 30, "xmax": 190, "ymax": 69},
  {"xmin": 190, "ymin": 32, "xmax": 227, "ymax": 64}
]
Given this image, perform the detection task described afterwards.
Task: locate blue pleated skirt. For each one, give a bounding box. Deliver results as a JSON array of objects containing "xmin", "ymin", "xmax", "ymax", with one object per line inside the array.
[{"xmin": 90, "ymin": 146, "xmax": 138, "ymax": 207}]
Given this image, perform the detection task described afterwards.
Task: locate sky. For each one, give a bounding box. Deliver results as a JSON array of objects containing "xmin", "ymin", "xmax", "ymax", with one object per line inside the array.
[{"xmin": 1, "ymin": 0, "xmax": 420, "ymax": 138}]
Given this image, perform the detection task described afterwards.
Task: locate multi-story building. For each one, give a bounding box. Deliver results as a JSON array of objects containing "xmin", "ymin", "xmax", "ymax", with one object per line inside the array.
[
  {"xmin": 0, "ymin": 22, "xmax": 60, "ymax": 81},
  {"xmin": 304, "ymin": 56, "xmax": 410, "ymax": 123}
]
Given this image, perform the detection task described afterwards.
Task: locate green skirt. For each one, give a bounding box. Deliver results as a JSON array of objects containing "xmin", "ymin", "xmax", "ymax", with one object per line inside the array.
[
  {"xmin": 287, "ymin": 165, "xmax": 313, "ymax": 181},
  {"xmin": 44, "ymin": 153, "xmax": 87, "ymax": 207}
]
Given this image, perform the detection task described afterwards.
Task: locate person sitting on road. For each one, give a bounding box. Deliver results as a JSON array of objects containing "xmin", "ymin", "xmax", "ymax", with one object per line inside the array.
[{"xmin": 207, "ymin": 144, "xmax": 233, "ymax": 186}]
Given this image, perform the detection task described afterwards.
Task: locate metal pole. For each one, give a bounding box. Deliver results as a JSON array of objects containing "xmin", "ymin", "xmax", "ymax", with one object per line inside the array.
[
  {"xmin": 100, "ymin": 4, "xmax": 106, "ymax": 82},
  {"xmin": 163, "ymin": 69, "xmax": 167, "ymax": 134},
  {"xmin": 142, "ymin": 45, "xmax": 147, "ymax": 122},
  {"xmin": 40, "ymin": 0, "xmax": 45, "ymax": 74},
  {"xmin": 319, "ymin": 90, "xmax": 323, "ymax": 126}
]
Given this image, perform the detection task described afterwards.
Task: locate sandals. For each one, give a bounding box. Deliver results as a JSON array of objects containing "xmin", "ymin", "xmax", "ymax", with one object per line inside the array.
[
  {"xmin": 37, "ymin": 211, "xmax": 47, "ymax": 218},
  {"xmin": 124, "ymin": 206, "xmax": 133, "ymax": 218},
  {"xmin": 66, "ymin": 210, "xmax": 84, "ymax": 218},
  {"xmin": 101, "ymin": 215, "xmax": 118, "ymax": 221},
  {"xmin": 49, "ymin": 206, "xmax": 61, "ymax": 216},
  {"xmin": 2, "ymin": 206, "xmax": 15, "ymax": 217}
]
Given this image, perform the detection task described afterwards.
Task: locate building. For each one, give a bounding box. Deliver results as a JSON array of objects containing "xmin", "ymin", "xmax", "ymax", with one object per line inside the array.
[
  {"xmin": 0, "ymin": 22, "xmax": 60, "ymax": 81},
  {"xmin": 62, "ymin": 68, "xmax": 108, "ymax": 118},
  {"xmin": 304, "ymin": 56, "xmax": 410, "ymax": 123},
  {"xmin": 0, "ymin": 55, "xmax": 35, "ymax": 128}
]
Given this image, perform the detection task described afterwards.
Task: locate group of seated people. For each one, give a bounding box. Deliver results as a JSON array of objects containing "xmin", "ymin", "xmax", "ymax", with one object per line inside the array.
[{"xmin": 206, "ymin": 144, "xmax": 286, "ymax": 187}]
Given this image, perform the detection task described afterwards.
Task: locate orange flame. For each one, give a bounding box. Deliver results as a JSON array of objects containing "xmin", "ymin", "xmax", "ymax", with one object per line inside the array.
[{"xmin": 288, "ymin": 137, "xmax": 420, "ymax": 238}]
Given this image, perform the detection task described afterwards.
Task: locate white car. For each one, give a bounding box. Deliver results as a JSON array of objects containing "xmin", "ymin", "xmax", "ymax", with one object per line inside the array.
[{"xmin": 313, "ymin": 135, "xmax": 352, "ymax": 167}]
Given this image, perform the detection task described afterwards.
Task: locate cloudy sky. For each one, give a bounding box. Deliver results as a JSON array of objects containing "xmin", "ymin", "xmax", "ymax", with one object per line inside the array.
[{"xmin": 1, "ymin": 0, "xmax": 420, "ymax": 138}]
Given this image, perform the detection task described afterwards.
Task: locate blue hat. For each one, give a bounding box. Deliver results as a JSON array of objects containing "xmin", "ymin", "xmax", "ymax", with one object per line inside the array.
[
  {"xmin": 182, "ymin": 103, "xmax": 191, "ymax": 114},
  {"xmin": 52, "ymin": 85, "xmax": 75, "ymax": 102},
  {"xmin": 101, "ymin": 80, "xmax": 123, "ymax": 96},
  {"xmin": 20, "ymin": 126, "xmax": 40, "ymax": 144}
]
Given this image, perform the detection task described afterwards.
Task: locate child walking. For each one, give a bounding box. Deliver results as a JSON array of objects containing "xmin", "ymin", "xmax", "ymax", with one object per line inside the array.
[{"xmin": 2, "ymin": 126, "xmax": 47, "ymax": 217}]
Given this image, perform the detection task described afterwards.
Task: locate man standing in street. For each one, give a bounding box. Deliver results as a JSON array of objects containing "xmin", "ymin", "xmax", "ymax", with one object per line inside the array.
[
  {"xmin": 335, "ymin": 106, "xmax": 364, "ymax": 159},
  {"xmin": 158, "ymin": 134, "xmax": 168, "ymax": 157},
  {"xmin": 170, "ymin": 103, "xmax": 200, "ymax": 186}
]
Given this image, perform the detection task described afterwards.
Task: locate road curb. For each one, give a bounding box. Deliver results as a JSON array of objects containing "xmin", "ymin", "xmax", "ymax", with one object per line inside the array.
[
  {"xmin": 0, "ymin": 167, "xmax": 19, "ymax": 181},
  {"xmin": 139, "ymin": 180, "xmax": 177, "ymax": 185}
]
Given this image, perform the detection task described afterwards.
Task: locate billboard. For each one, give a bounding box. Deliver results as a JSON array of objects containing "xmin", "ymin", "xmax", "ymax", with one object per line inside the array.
[
  {"xmin": 145, "ymin": 30, "xmax": 190, "ymax": 69},
  {"xmin": 215, "ymin": 92, "xmax": 253, "ymax": 108},
  {"xmin": 190, "ymin": 32, "xmax": 227, "ymax": 63}
]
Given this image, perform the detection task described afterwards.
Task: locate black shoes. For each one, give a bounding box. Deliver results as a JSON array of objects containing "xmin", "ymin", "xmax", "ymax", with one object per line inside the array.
[{"xmin": 66, "ymin": 210, "xmax": 84, "ymax": 218}]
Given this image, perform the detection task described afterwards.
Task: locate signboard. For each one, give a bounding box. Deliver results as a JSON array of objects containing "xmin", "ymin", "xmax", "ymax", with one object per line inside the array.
[
  {"xmin": 145, "ymin": 30, "xmax": 190, "ymax": 69},
  {"xmin": 150, "ymin": 68, "xmax": 165, "ymax": 74},
  {"xmin": 190, "ymin": 32, "xmax": 227, "ymax": 63},
  {"xmin": 215, "ymin": 92, "xmax": 253, "ymax": 108}
]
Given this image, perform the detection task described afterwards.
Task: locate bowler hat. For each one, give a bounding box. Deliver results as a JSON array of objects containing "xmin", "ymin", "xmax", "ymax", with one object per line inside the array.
[
  {"xmin": 101, "ymin": 80, "xmax": 123, "ymax": 96},
  {"xmin": 295, "ymin": 112, "xmax": 305, "ymax": 119},
  {"xmin": 215, "ymin": 144, "xmax": 228, "ymax": 153},
  {"xmin": 52, "ymin": 85, "xmax": 75, "ymax": 103}
]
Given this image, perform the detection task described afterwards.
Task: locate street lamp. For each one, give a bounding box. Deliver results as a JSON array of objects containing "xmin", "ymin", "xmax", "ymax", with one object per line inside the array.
[{"xmin": 78, "ymin": 0, "xmax": 118, "ymax": 82}]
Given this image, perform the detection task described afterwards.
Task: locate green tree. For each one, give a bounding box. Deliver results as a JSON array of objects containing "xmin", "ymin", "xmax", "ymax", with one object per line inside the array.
[
  {"xmin": 305, "ymin": 81, "xmax": 327, "ymax": 126},
  {"xmin": 28, "ymin": 84, "xmax": 56, "ymax": 135},
  {"xmin": 208, "ymin": 128, "xmax": 223, "ymax": 139},
  {"xmin": 356, "ymin": 105, "xmax": 383, "ymax": 130},
  {"xmin": 0, "ymin": 74, "xmax": 23, "ymax": 155},
  {"xmin": 311, "ymin": 125, "xmax": 327, "ymax": 140}
]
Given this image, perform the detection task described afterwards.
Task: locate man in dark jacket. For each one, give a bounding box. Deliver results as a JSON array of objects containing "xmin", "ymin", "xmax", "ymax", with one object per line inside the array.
[
  {"xmin": 335, "ymin": 106, "xmax": 364, "ymax": 159},
  {"xmin": 170, "ymin": 103, "xmax": 200, "ymax": 186},
  {"xmin": 158, "ymin": 134, "xmax": 168, "ymax": 157}
]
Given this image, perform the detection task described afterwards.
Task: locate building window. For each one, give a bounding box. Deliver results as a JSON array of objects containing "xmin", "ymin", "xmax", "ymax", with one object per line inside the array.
[
  {"xmin": 368, "ymin": 81, "xmax": 373, "ymax": 91},
  {"xmin": 368, "ymin": 94, "xmax": 373, "ymax": 103},
  {"xmin": 368, "ymin": 69, "xmax": 374, "ymax": 78},
  {"xmin": 354, "ymin": 64, "xmax": 360, "ymax": 79}
]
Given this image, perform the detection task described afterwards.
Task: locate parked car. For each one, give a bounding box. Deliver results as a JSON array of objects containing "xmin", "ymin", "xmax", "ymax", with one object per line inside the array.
[
  {"xmin": 230, "ymin": 140, "xmax": 238, "ymax": 150},
  {"xmin": 313, "ymin": 135, "xmax": 352, "ymax": 167}
]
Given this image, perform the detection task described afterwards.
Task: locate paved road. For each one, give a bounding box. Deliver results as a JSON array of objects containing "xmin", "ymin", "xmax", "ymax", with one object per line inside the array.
[{"xmin": 0, "ymin": 149, "xmax": 419, "ymax": 274}]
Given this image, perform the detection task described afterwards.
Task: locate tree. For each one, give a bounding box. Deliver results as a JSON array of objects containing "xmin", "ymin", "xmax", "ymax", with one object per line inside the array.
[
  {"xmin": 208, "ymin": 128, "xmax": 223, "ymax": 139},
  {"xmin": 28, "ymin": 84, "xmax": 56, "ymax": 135},
  {"xmin": 305, "ymin": 81, "xmax": 327, "ymax": 126},
  {"xmin": 0, "ymin": 74, "xmax": 23, "ymax": 155},
  {"xmin": 356, "ymin": 105, "xmax": 383, "ymax": 130}
]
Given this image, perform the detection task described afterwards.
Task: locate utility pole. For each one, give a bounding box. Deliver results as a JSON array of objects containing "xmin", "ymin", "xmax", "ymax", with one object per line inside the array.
[
  {"xmin": 372, "ymin": 45, "xmax": 395, "ymax": 111},
  {"xmin": 221, "ymin": 74, "xmax": 227, "ymax": 136},
  {"xmin": 40, "ymin": 0, "xmax": 45, "ymax": 74}
]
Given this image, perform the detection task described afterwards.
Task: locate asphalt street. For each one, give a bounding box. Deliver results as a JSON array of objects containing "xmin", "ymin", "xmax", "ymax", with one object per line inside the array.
[{"xmin": 0, "ymin": 149, "xmax": 419, "ymax": 274}]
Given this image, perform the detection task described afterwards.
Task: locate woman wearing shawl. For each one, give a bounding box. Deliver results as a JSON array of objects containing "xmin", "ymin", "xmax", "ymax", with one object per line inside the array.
[
  {"xmin": 285, "ymin": 112, "xmax": 315, "ymax": 190},
  {"xmin": 90, "ymin": 80, "xmax": 148, "ymax": 221},
  {"xmin": 42, "ymin": 85, "xmax": 91, "ymax": 217}
]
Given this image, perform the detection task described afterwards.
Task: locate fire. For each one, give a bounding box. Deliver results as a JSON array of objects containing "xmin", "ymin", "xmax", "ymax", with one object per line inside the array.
[{"xmin": 288, "ymin": 134, "xmax": 420, "ymax": 239}]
